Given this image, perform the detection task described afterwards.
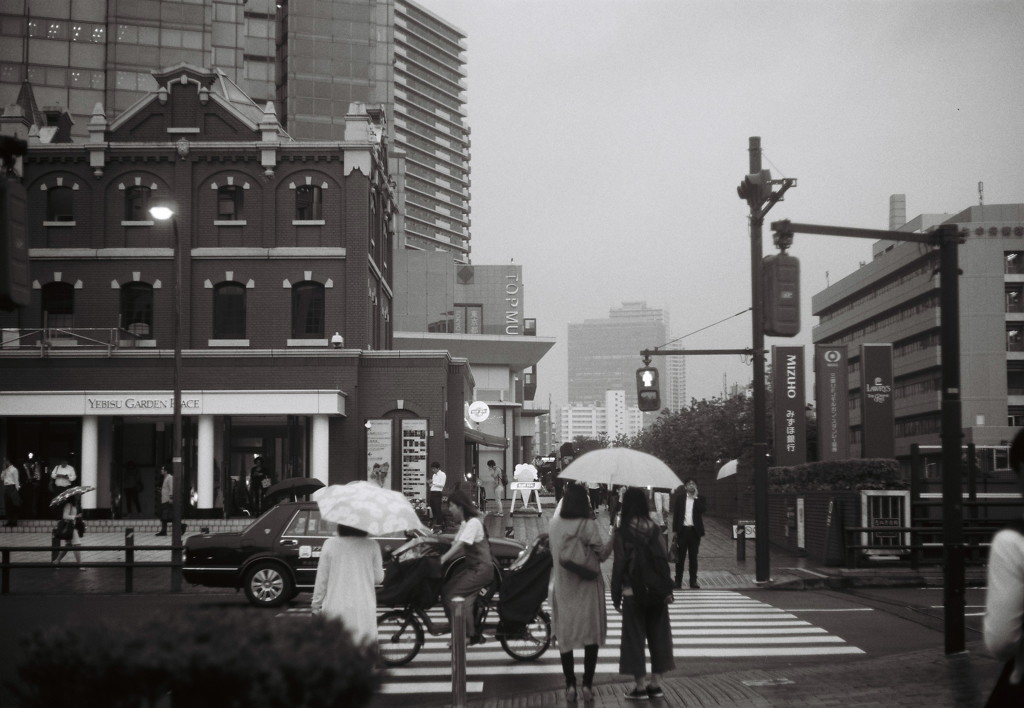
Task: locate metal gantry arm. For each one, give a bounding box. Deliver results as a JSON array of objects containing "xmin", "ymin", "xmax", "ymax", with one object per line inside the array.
[{"xmin": 769, "ymin": 218, "xmax": 967, "ymax": 655}]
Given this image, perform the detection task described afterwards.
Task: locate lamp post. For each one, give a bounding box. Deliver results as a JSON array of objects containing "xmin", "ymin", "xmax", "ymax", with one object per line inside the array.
[{"xmin": 149, "ymin": 203, "xmax": 183, "ymax": 591}]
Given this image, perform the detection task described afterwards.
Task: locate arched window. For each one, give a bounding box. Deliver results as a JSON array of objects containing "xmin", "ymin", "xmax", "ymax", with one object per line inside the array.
[
  {"xmin": 213, "ymin": 282, "xmax": 247, "ymax": 339},
  {"xmin": 41, "ymin": 282, "xmax": 74, "ymax": 328},
  {"xmin": 295, "ymin": 185, "xmax": 322, "ymax": 220},
  {"xmin": 46, "ymin": 186, "xmax": 74, "ymax": 222},
  {"xmin": 291, "ymin": 281, "xmax": 324, "ymax": 339},
  {"xmin": 120, "ymin": 282, "xmax": 154, "ymax": 338},
  {"xmin": 124, "ymin": 185, "xmax": 151, "ymax": 221},
  {"xmin": 217, "ymin": 185, "xmax": 244, "ymax": 220}
]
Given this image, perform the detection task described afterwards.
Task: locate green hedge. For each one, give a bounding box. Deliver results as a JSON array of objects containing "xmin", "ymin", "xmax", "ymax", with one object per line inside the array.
[
  {"xmin": 769, "ymin": 458, "xmax": 907, "ymax": 493},
  {"xmin": 6, "ymin": 609, "xmax": 381, "ymax": 708}
]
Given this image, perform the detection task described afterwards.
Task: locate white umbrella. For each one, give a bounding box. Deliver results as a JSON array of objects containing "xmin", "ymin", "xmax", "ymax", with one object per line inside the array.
[
  {"xmin": 558, "ymin": 448, "xmax": 681, "ymax": 489},
  {"xmin": 312, "ymin": 481, "xmax": 428, "ymax": 535},
  {"xmin": 716, "ymin": 459, "xmax": 739, "ymax": 480}
]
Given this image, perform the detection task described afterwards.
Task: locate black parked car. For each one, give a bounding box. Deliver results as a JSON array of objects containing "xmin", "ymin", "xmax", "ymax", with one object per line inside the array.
[{"xmin": 183, "ymin": 501, "xmax": 525, "ymax": 607}]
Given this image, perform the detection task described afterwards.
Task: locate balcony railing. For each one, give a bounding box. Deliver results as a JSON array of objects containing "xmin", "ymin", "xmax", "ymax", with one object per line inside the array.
[{"xmin": 0, "ymin": 327, "xmax": 147, "ymax": 356}]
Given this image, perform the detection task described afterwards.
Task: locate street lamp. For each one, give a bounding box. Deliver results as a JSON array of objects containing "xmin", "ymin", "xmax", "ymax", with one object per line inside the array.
[{"xmin": 149, "ymin": 201, "xmax": 183, "ymax": 591}]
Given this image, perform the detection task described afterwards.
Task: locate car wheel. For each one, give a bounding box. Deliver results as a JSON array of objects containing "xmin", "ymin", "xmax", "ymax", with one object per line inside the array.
[{"xmin": 243, "ymin": 562, "xmax": 293, "ymax": 608}]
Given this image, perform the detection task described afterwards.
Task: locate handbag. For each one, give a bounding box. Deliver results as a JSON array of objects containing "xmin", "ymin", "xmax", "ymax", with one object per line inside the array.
[
  {"xmin": 559, "ymin": 519, "xmax": 600, "ymax": 580},
  {"xmin": 55, "ymin": 519, "xmax": 74, "ymax": 541},
  {"xmin": 260, "ymin": 476, "xmax": 271, "ymax": 489}
]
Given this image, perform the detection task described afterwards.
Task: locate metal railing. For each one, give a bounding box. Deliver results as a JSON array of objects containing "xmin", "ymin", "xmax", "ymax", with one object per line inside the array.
[
  {"xmin": 0, "ymin": 327, "xmax": 146, "ymax": 356},
  {"xmin": 842, "ymin": 521, "xmax": 1006, "ymax": 569},
  {"xmin": 0, "ymin": 528, "xmax": 181, "ymax": 594}
]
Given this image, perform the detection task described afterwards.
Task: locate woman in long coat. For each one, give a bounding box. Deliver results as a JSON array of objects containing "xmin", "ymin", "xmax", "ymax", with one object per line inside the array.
[
  {"xmin": 548, "ymin": 482, "xmax": 613, "ymax": 702},
  {"xmin": 311, "ymin": 523, "xmax": 384, "ymax": 646}
]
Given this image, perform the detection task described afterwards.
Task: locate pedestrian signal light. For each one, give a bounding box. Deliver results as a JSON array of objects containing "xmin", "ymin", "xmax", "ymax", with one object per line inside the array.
[
  {"xmin": 636, "ymin": 366, "xmax": 661, "ymax": 412},
  {"xmin": 763, "ymin": 253, "xmax": 800, "ymax": 337}
]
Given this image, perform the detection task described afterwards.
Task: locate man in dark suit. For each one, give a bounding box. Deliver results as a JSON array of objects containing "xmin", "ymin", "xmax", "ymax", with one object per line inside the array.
[{"xmin": 671, "ymin": 478, "xmax": 706, "ymax": 589}]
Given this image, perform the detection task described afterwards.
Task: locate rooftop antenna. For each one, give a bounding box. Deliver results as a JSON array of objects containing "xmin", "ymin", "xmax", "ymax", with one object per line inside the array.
[{"xmin": 978, "ymin": 181, "xmax": 984, "ymax": 206}]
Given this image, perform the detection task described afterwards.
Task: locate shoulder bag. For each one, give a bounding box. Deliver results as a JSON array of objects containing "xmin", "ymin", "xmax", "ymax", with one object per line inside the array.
[{"xmin": 559, "ymin": 519, "xmax": 600, "ymax": 580}]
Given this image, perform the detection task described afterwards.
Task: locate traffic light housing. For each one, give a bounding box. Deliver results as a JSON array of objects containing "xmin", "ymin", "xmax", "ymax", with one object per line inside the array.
[
  {"xmin": 636, "ymin": 366, "xmax": 661, "ymax": 412},
  {"xmin": 737, "ymin": 169, "xmax": 772, "ymax": 207},
  {"xmin": 0, "ymin": 176, "xmax": 29, "ymax": 311},
  {"xmin": 763, "ymin": 253, "xmax": 800, "ymax": 337}
]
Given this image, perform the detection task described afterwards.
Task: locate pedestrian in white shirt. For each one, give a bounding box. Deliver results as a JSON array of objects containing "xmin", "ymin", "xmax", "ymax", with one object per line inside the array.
[{"xmin": 428, "ymin": 462, "xmax": 446, "ymax": 530}]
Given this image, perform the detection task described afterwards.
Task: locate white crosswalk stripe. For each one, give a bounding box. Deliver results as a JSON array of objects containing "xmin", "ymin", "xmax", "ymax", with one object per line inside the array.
[{"xmin": 282, "ymin": 590, "xmax": 864, "ymax": 695}]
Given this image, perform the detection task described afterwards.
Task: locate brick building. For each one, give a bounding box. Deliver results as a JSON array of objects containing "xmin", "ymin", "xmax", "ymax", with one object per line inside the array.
[{"xmin": 0, "ymin": 64, "xmax": 476, "ymax": 519}]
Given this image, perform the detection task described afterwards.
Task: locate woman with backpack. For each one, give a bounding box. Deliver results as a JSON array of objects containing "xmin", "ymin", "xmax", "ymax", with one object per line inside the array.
[
  {"xmin": 611, "ymin": 487, "xmax": 676, "ymax": 701},
  {"xmin": 548, "ymin": 483, "xmax": 613, "ymax": 702}
]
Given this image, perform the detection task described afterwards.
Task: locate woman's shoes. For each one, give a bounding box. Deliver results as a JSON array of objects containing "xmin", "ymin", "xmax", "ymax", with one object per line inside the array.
[
  {"xmin": 468, "ymin": 634, "xmax": 486, "ymax": 646},
  {"xmin": 565, "ymin": 685, "xmax": 577, "ymax": 702},
  {"xmin": 623, "ymin": 687, "xmax": 649, "ymax": 701},
  {"xmin": 580, "ymin": 685, "xmax": 593, "ymax": 702},
  {"xmin": 646, "ymin": 685, "xmax": 664, "ymax": 699}
]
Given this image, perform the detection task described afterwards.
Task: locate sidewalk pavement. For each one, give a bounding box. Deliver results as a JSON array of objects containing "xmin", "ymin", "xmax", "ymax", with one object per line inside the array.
[{"xmin": 2, "ymin": 499, "xmax": 1002, "ymax": 707}]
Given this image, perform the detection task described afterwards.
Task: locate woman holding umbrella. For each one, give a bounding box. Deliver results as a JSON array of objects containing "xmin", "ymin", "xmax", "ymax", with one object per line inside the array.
[
  {"xmin": 440, "ymin": 489, "xmax": 493, "ymax": 645},
  {"xmin": 310, "ymin": 521, "xmax": 384, "ymax": 645},
  {"xmin": 52, "ymin": 492, "xmax": 87, "ymax": 568}
]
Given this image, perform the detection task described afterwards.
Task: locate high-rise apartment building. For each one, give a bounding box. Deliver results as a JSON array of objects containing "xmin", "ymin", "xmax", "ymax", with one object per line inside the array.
[
  {"xmin": 568, "ymin": 301, "xmax": 682, "ymax": 409},
  {"xmin": 558, "ymin": 391, "xmax": 644, "ymax": 444},
  {"xmin": 812, "ymin": 200, "xmax": 1024, "ymax": 458},
  {"xmin": 0, "ymin": 0, "xmax": 470, "ymax": 259}
]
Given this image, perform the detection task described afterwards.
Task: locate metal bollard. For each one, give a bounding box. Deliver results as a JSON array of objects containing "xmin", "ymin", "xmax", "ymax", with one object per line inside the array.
[
  {"xmin": 450, "ymin": 597, "xmax": 467, "ymax": 708},
  {"xmin": 124, "ymin": 527, "xmax": 134, "ymax": 593},
  {"xmin": 736, "ymin": 524, "xmax": 746, "ymax": 562}
]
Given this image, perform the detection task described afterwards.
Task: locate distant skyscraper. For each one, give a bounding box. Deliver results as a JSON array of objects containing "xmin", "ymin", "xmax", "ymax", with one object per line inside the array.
[
  {"xmin": 568, "ymin": 302, "xmax": 674, "ymax": 408},
  {"xmin": 664, "ymin": 354, "xmax": 688, "ymax": 410},
  {"xmin": 559, "ymin": 391, "xmax": 644, "ymax": 443},
  {"xmin": 0, "ymin": 0, "xmax": 471, "ymax": 259}
]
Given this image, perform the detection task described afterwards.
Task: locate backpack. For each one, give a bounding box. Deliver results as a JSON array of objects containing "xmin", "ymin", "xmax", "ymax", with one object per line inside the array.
[{"xmin": 624, "ymin": 521, "xmax": 674, "ymax": 608}]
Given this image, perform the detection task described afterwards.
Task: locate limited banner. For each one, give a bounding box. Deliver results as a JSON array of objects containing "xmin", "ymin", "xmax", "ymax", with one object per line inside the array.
[
  {"xmin": 815, "ymin": 344, "xmax": 850, "ymax": 460},
  {"xmin": 366, "ymin": 419, "xmax": 392, "ymax": 488},
  {"xmin": 772, "ymin": 346, "xmax": 807, "ymax": 466},
  {"xmin": 860, "ymin": 343, "xmax": 895, "ymax": 458}
]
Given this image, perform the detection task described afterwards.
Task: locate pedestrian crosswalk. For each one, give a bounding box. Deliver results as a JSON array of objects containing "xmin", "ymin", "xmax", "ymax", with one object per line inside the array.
[{"xmin": 280, "ymin": 590, "xmax": 864, "ymax": 695}]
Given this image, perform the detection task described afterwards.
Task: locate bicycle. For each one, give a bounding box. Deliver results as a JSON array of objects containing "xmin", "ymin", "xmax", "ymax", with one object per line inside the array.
[{"xmin": 376, "ymin": 534, "xmax": 552, "ymax": 666}]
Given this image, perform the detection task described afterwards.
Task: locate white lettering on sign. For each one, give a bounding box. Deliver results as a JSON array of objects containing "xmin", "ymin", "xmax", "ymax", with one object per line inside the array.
[
  {"xmin": 86, "ymin": 397, "xmax": 201, "ymax": 410},
  {"xmin": 786, "ymin": 353, "xmax": 798, "ymax": 399},
  {"xmin": 504, "ymin": 274, "xmax": 521, "ymax": 335}
]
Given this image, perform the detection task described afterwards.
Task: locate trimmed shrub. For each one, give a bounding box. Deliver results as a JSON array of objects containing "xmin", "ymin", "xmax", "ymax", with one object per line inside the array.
[
  {"xmin": 769, "ymin": 458, "xmax": 907, "ymax": 493},
  {"xmin": 7, "ymin": 609, "xmax": 380, "ymax": 708}
]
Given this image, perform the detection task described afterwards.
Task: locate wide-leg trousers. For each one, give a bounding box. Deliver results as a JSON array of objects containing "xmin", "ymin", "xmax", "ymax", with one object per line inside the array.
[{"xmin": 618, "ymin": 596, "xmax": 675, "ymax": 677}]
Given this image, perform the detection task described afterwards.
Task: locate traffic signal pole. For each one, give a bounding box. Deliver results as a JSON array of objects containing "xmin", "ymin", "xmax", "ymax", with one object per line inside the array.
[
  {"xmin": 770, "ymin": 219, "xmax": 965, "ymax": 654},
  {"xmin": 747, "ymin": 138, "xmax": 772, "ymax": 583}
]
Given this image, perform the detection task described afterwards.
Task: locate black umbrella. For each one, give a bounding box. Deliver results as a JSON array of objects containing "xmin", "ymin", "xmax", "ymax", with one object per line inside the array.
[{"xmin": 263, "ymin": 477, "xmax": 325, "ymax": 505}]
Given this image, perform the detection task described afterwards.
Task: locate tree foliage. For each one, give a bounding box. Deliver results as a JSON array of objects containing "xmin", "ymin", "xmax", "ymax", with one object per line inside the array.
[{"xmin": 629, "ymin": 394, "xmax": 754, "ymax": 489}]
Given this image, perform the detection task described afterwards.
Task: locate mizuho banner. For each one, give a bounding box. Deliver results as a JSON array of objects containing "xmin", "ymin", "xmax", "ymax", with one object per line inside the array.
[
  {"xmin": 772, "ymin": 346, "xmax": 806, "ymax": 466},
  {"xmin": 815, "ymin": 345, "xmax": 850, "ymax": 460},
  {"xmin": 860, "ymin": 343, "xmax": 895, "ymax": 459}
]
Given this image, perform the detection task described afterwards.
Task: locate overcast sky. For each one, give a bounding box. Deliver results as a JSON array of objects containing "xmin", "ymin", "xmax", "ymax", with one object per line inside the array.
[{"xmin": 420, "ymin": 0, "xmax": 1024, "ymax": 407}]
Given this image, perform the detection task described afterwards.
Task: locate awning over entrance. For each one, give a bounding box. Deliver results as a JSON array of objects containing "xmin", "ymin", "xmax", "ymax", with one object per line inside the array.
[{"xmin": 464, "ymin": 427, "xmax": 507, "ymax": 449}]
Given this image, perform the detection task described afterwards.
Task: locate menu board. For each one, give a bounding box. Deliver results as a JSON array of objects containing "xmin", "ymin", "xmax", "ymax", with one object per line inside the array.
[{"xmin": 401, "ymin": 419, "xmax": 428, "ymax": 500}]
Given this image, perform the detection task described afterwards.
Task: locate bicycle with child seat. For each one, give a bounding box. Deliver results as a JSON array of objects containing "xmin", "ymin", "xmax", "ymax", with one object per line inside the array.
[{"xmin": 376, "ymin": 534, "xmax": 552, "ymax": 666}]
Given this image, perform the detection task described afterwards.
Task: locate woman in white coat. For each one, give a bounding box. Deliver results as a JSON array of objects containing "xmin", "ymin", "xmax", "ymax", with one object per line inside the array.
[
  {"xmin": 548, "ymin": 482, "xmax": 613, "ymax": 702},
  {"xmin": 311, "ymin": 523, "xmax": 384, "ymax": 646}
]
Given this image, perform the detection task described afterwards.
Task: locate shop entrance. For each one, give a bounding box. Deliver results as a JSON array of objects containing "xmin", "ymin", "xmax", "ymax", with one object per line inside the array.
[{"xmin": 225, "ymin": 416, "xmax": 308, "ymax": 517}]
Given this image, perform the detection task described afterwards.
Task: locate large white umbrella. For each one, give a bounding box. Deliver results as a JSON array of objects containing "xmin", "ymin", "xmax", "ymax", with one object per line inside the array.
[
  {"xmin": 558, "ymin": 448, "xmax": 681, "ymax": 489},
  {"xmin": 716, "ymin": 459, "xmax": 739, "ymax": 480},
  {"xmin": 312, "ymin": 481, "xmax": 428, "ymax": 535}
]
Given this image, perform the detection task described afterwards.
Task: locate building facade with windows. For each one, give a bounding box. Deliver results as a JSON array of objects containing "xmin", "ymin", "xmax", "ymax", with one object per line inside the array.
[
  {"xmin": 0, "ymin": 0, "xmax": 471, "ymax": 260},
  {"xmin": 0, "ymin": 65, "xmax": 476, "ymax": 519},
  {"xmin": 811, "ymin": 201, "xmax": 1024, "ymax": 458},
  {"xmin": 558, "ymin": 390, "xmax": 645, "ymax": 444},
  {"xmin": 392, "ymin": 250, "xmax": 555, "ymax": 484},
  {"xmin": 568, "ymin": 301, "xmax": 684, "ymax": 415}
]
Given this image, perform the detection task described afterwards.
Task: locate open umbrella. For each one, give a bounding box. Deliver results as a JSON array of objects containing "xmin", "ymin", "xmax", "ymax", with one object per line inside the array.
[
  {"xmin": 716, "ymin": 459, "xmax": 739, "ymax": 480},
  {"xmin": 312, "ymin": 481, "xmax": 427, "ymax": 535},
  {"xmin": 49, "ymin": 485, "xmax": 96, "ymax": 507},
  {"xmin": 264, "ymin": 477, "xmax": 325, "ymax": 505},
  {"xmin": 558, "ymin": 448, "xmax": 681, "ymax": 489}
]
